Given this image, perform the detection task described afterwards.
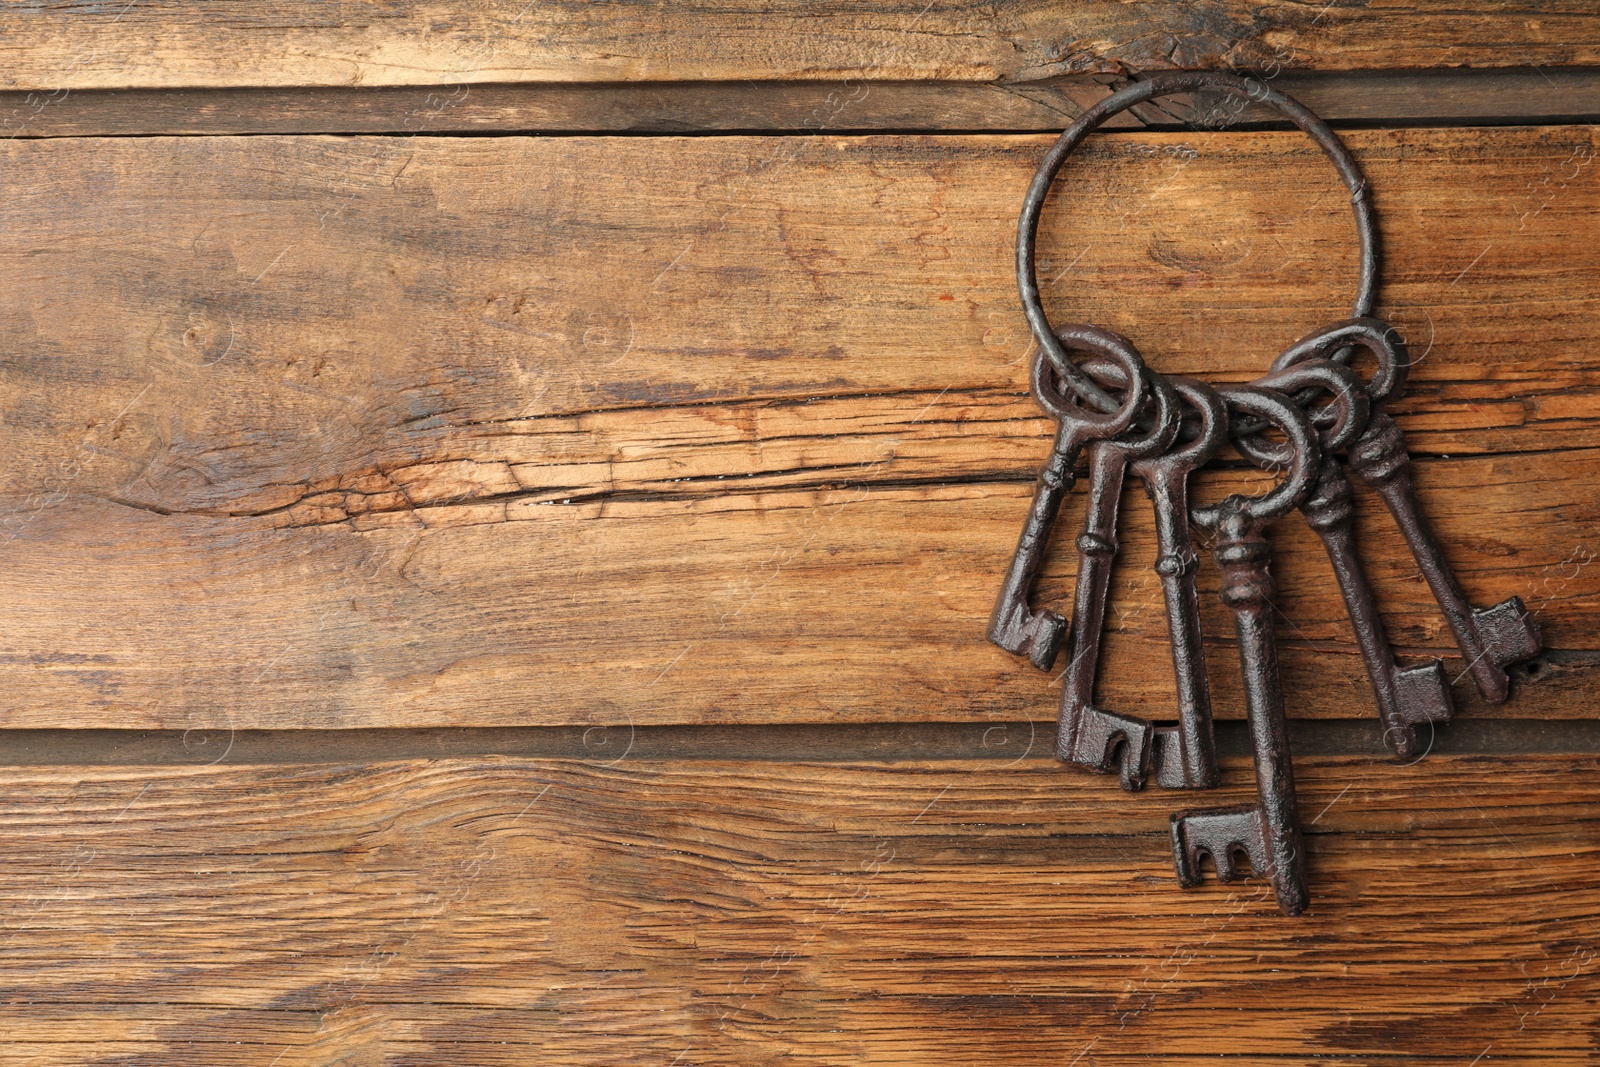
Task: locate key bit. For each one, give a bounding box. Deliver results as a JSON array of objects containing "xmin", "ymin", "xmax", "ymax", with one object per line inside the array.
[
  {"xmin": 988, "ymin": 328, "xmax": 1152, "ymax": 670},
  {"xmin": 1175, "ymin": 386, "xmax": 1320, "ymax": 916},
  {"xmin": 1172, "ymin": 804, "xmax": 1267, "ymax": 887},
  {"xmin": 1055, "ymin": 365, "xmax": 1179, "ymax": 790}
]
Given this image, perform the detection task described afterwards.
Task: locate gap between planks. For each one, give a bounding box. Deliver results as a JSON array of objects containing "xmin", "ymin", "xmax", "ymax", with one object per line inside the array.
[
  {"xmin": 1, "ymin": 718, "xmax": 1598, "ymax": 766},
  {"xmin": 4, "ymin": 68, "xmax": 1600, "ymax": 139}
]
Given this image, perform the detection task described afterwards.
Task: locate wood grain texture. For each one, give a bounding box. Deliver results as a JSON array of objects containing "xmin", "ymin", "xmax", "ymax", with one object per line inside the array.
[
  {"xmin": 3, "ymin": 2, "xmax": 1600, "ymax": 91},
  {"xmin": 0, "ymin": 754, "xmax": 1593, "ymax": 1063},
  {"xmin": 1, "ymin": 127, "xmax": 1596, "ymax": 728}
]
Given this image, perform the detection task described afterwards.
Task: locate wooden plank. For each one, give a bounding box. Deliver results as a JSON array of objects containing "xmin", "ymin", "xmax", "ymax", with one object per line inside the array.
[
  {"xmin": 8, "ymin": 68, "xmax": 1600, "ymax": 138},
  {"xmin": 4, "ymin": 4, "xmax": 1600, "ymax": 92},
  {"xmin": 0, "ymin": 755, "xmax": 1592, "ymax": 1063},
  {"xmin": 0, "ymin": 127, "xmax": 1596, "ymax": 728}
]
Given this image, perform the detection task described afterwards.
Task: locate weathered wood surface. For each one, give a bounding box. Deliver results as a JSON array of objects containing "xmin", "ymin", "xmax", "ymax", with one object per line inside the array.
[
  {"xmin": 1, "ymin": 126, "xmax": 1596, "ymax": 728},
  {"xmin": 4, "ymin": 2, "xmax": 1600, "ymax": 91},
  {"xmin": 0, "ymin": 754, "xmax": 1593, "ymax": 1063},
  {"xmin": 10, "ymin": 68, "xmax": 1600, "ymax": 138}
]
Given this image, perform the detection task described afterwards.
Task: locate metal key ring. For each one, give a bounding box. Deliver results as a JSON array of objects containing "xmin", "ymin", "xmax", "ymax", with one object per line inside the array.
[
  {"xmin": 1158, "ymin": 376, "xmax": 1231, "ymax": 473},
  {"xmin": 1078, "ymin": 359, "xmax": 1229, "ymax": 474},
  {"xmin": 1233, "ymin": 359, "xmax": 1371, "ymax": 468},
  {"xmin": 1030, "ymin": 324, "xmax": 1152, "ymax": 438},
  {"xmin": 1191, "ymin": 386, "xmax": 1321, "ymax": 530},
  {"xmin": 1269, "ymin": 316, "xmax": 1410, "ymax": 407},
  {"xmin": 1078, "ymin": 354, "xmax": 1183, "ymax": 462},
  {"xmin": 1017, "ymin": 71, "xmax": 1379, "ymax": 416}
]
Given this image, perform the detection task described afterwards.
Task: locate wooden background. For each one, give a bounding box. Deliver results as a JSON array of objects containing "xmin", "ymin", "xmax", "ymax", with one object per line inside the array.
[{"xmin": 1, "ymin": 4, "xmax": 1597, "ymax": 1063}]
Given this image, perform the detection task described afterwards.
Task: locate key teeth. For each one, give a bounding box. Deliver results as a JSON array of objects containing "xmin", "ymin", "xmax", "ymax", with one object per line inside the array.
[
  {"xmin": 1170, "ymin": 805, "xmax": 1266, "ymax": 887},
  {"xmin": 1474, "ymin": 597, "xmax": 1543, "ymax": 669},
  {"xmin": 1152, "ymin": 728, "xmax": 1184, "ymax": 790},
  {"xmin": 1057, "ymin": 706, "xmax": 1152, "ymax": 791},
  {"xmin": 988, "ymin": 608, "xmax": 1067, "ymax": 671}
]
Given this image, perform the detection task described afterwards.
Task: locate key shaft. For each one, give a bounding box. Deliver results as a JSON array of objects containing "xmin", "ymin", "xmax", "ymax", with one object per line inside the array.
[
  {"xmin": 987, "ymin": 432, "xmax": 1078, "ymax": 670},
  {"xmin": 1144, "ymin": 471, "xmax": 1218, "ymax": 789},
  {"xmin": 1228, "ymin": 519, "xmax": 1308, "ymax": 917},
  {"xmin": 1133, "ymin": 377, "xmax": 1228, "ymax": 791},
  {"xmin": 1171, "ymin": 510, "xmax": 1308, "ymax": 916}
]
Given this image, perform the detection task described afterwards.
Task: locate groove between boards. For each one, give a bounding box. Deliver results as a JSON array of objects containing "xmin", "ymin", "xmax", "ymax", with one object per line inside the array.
[
  {"xmin": 0, "ymin": 719, "xmax": 1594, "ymax": 766},
  {"xmin": 3, "ymin": 68, "xmax": 1599, "ymax": 138}
]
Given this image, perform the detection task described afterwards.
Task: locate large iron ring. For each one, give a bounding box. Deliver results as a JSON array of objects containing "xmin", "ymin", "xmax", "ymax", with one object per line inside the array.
[{"xmin": 1017, "ymin": 71, "xmax": 1379, "ymax": 414}]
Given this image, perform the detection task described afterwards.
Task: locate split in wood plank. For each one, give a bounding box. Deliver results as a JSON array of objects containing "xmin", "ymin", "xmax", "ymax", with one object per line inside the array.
[{"xmin": 0, "ymin": 128, "xmax": 1596, "ymax": 728}]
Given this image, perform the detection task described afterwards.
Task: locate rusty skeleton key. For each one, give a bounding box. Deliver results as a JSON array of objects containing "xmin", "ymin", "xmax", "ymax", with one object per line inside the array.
[
  {"xmin": 1171, "ymin": 387, "xmax": 1320, "ymax": 916},
  {"xmin": 1237, "ymin": 347, "xmax": 1454, "ymax": 759},
  {"xmin": 1055, "ymin": 355, "xmax": 1179, "ymax": 790},
  {"xmin": 1301, "ymin": 454, "xmax": 1453, "ymax": 756},
  {"xmin": 1269, "ymin": 319, "xmax": 1543, "ymax": 705},
  {"xmin": 989, "ymin": 328, "xmax": 1152, "ymax": 671},
  {"xmin": 1136, "ymin": 377, "xmax": 1230, "ymax": 790}
]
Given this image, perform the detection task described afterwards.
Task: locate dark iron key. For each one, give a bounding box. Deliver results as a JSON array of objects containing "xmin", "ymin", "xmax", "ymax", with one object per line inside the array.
[
  {"xmin": 1302, "ymin": 456, "xmax": 1454, "ymax": 756},
  {"xmin": 1237, "ymin": 357, "xmax": 1454, "ymax": 759},
  {"xmin": 1055, "ymin": 367, "xmax": 1178, "ymax": 790},
  {"xmin": 1133, "ymin": 377, "xmax": 1229, "ymax": 790},
  {"xmin": 1171, "ymin": 387, "xmax": 1320, "ymax": 916},
  {"xmin": 1346, "ymin": 410, "xmax": 1542, "ymax": 705},
  {"xmin": 989, "ymin": 329, "xmax": 1151, "ymax": 671},
  {"xmin": 1267, "ymin": 318, "xmax": 1542, "ymax": 706}
]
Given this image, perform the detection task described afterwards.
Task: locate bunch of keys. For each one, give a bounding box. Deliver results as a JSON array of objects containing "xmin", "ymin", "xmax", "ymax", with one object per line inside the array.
[{"xmin": 990, "ymin": 72, "xmax": 1544, "ymax": 916}]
